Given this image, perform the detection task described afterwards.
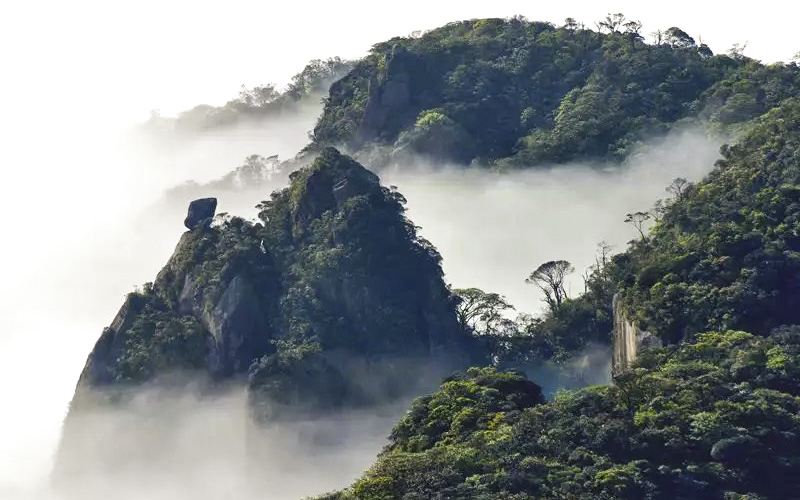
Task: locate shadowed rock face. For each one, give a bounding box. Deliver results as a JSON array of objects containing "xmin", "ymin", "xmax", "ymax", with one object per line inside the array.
[
  {"xmin": 357, "ymin": 45, "xmax": 413, "ymax": 144},
  {"xmin": 177, "ymin": 270, "xmax": 270, "ymax": 376},
  {"xmin": 184, "ymin": 197, "xmax": 217, "ymax": 229}
]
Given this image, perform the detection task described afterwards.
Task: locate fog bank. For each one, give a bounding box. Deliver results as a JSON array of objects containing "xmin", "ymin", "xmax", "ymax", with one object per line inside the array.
[
  {"xmin": 0, "ymin": 107, "xmax": 723, "ymax": 499},
  {"xmin": 0, "ymin": 100, "xmax": 319, "ymax": 498},
  {"xmin": 51, "ymin": 384, "xmax": 402, "ymax": 500},
  {"xmin": 382, "ymin": 126, "xmax": 723, "ymax": 314}
]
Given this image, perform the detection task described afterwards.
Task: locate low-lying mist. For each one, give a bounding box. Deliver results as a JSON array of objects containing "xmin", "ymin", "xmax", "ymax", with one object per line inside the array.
[
  {"xmin": 52, "ymin": 384, "xmax": 404, "ymax": 500},
  {"xmin": 0, "ymin": 99, "xmax": 321, "ymax": 498},
  {"xmin": 0, "ymin": 101, "xmax": 725, "ymax": 499},
  {"xmin": 382, "ymin": 126, "xmax": 723, "ymax": 315}
]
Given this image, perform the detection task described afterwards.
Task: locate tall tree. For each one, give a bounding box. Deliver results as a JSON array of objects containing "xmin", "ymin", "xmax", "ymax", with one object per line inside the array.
[
  {"xmin": 526, "ymin": 260, "xmax": 574, "ymax": 313},
  {"xmin": 598, "ymin": 13, "xmax": 626, "ymax": 33},
  {"xmin": 666, "ymin": 177, "xmax": 691, "ymax": 201},
  {"xmin": 562, "ymin": 17, "xmax": 579, "ymax": 31},
  {"xmin": 665, "ymin": 27, "xmax": 696, "ymax": 48},
  {"xmin": 625, "ymin": 211, "xmax": 652, "ymax": 240}
]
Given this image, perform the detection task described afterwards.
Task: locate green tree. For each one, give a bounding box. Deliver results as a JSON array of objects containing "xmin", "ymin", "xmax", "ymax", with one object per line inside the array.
[
  {"xmin": 624, "ymin": 211, "xmax": 651, "ymax": 240},
  {"xmin": 665, "ymin": 177, "xmax": 691, "ymax": 201},
  {"xmin": 664, "ymin": 26, "xmax": 696, "ymax": 48},
  {"xmin": 453, "ymin": 287, "xmax": 515, "ymax": 335},
  {"xmin": 526, "ymin": 260, "xmax": 574, "ymax": 313}
]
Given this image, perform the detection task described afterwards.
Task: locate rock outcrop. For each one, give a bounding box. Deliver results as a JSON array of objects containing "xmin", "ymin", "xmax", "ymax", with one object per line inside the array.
[
  {"xmin": 68, "ymin": 147, "xmax": 475, "ymax": 421},
  {"xmin": 183, "ymin": 197, "xmax": 217, "ymax": 229},
  {"xmin": 612, "ymin": 293, "xmax": 662, "ymax": 376}
]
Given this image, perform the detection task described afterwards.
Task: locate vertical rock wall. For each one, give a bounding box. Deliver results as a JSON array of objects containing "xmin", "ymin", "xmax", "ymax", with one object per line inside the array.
[{"xmin": 612, "ymin": 293, "xmax": 661, "ymax": 376}]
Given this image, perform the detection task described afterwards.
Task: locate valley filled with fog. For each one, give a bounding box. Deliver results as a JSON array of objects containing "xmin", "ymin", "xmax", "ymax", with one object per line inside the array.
[
  {"xmin": 0, "ymin": 82, "xmax": 724, "ymax": 497},
  {"xmin": 4, "ymin": 0, "xmax": 800, "ymax": 497}
]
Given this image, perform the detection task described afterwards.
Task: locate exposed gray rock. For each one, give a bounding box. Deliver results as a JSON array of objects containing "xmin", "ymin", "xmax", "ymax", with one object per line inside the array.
[
  {"xmin": 178, "ymin": 272, "xmax": 270, "ymax": 376},
  {"xmin": 68, "ymin": 147, "xmax": 473, "ymax": 427},
  {"xmin": 184, "ymin": 197, "xmax": 217, "ymax": 229},
  {"xmin": 358, "ymin": 45, "xmax": 413, "ymax": 142},
  {"xmin": 612, "ymin": 293, "xmax": 662, "ymax": 375}
]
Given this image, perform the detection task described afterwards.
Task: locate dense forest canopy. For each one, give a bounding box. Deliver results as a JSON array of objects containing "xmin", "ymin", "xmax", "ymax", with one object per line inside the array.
[
  {"xmin": 617, "ymin": 98, "xmax": 800, "ymax": 344},
  {"xmin": 324, "ymin": 329, "xmax": 800, "ymax": 499},
  {"xmin": 311, "ymin": 16, "xmax": 800, "ymax": 167},
  {"xmin": 319, "ymin": 45, "xmax": 800, "ymax": 499}
]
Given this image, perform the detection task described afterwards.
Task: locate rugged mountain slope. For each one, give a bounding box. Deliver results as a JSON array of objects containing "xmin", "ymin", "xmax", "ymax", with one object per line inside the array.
[
  {"xmin": 70, "ymin": 147, "xmax": 475, "ymax": 419},
  {"xmin": 617, "ymin": 98, "xmax": 800, "ymax": 344},
  {"xmin": 324, "ymin": 97, "xmax": 800, "ymax": 500},
  {"xmin": 325, "ymin": 330, "xmax": 800, "ymax": 499},
  {"xmin": 310, "ymin": 18, "xmax": 800, "ymax": 167}
]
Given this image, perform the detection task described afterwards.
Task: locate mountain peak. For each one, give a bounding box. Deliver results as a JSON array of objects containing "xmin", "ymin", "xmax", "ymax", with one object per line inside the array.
[{"xmin": 67, "ymin": 149, "xmax": 475, "ymax": 422}]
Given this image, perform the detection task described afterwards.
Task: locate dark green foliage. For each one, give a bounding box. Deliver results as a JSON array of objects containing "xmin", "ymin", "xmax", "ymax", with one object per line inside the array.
[
  {"xmin": 479, "ymin": 248, "xmax": 618, "ymax": 365},
  {"xmin": 322, "ymin": 93, "xmax": 800, "ymax": 500},
  {"xmin": 328, "ymin": 331, "xmax": 800, "ymax": 499},
  {"xmin": 310, "ymin": 17, "xmax": 797, "ymax": 166},
  {"xmin": 389, "ymin": 367, "xmax": 544, "ymax": 453},
  {"xmin": 246, "ymin": 148, "xmax": 473, "ymax": 417},
  {"xmin": 108, "ymin": 291, "xmax": 209, "ymax": 383},
  {"xmin": 253, "ymin": 147, "xmax": 454, "ymax": 355},
  {"xmin": 700, "ymin": 61, "xmax": 800, "ymax": 127},
  {"xmin": 619, "ymin": 99, "xmax": 800, "ymax": 343}
]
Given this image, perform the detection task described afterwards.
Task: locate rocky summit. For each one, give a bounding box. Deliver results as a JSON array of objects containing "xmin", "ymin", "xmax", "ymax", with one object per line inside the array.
[{"xmin": 68, "ymin": 147, "xmax": 477, "ymax": 422}]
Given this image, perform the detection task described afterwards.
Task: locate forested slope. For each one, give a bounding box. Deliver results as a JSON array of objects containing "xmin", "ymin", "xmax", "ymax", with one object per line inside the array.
[
  {"xmin": 311, "ymin": 17, "xmax": 800, "ymax": 167},
  {"xmin": 324, "ymin": 90, "xmax": 800, "ymax": 500}
]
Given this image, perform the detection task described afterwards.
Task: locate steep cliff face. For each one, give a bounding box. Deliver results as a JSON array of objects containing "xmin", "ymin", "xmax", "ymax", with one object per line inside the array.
[
  {"xmin": 69, "ymin": 147, "xmax": 474, "ymax": 420},
  {"xmin": 246, "ymin": 147, "xmax": 473, "ymax": 419},
  {"xmin": 611, "ymin": 293, "xmax": 661, "ymax": 376},
  {"xmin": 357, "ymin": 45, "xmax": 414, "ymax": 144}
]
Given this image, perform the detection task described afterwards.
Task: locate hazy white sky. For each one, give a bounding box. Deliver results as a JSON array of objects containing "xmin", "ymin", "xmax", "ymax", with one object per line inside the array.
[{"xmin": 1, "ymin": 0, "xmax": 798, "ymax": 125}]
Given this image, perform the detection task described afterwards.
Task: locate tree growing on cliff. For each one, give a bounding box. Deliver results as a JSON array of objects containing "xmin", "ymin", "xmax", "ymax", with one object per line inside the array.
[{"xmin": 526, "ymin": 260, "xmax": 574, "ymax": 313}]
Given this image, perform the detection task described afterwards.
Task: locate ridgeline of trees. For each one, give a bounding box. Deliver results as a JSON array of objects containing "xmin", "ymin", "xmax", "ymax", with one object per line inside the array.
[
  {"xmin": 145, "ymin": 57, "xmax": 354, "ymax": 132},
  {"xmin": 311, "ymin": 15, "xmax": 800, "ymax": 167}
]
